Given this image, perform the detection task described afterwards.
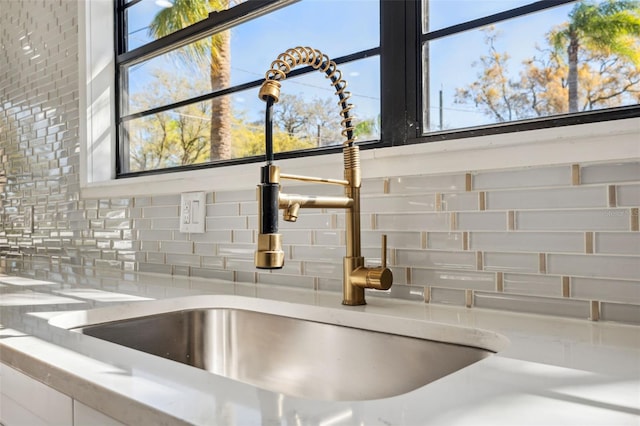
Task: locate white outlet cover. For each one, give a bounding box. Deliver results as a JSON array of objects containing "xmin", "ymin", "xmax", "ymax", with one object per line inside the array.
[{"xmin": 179, "ymin": 192, "xmax": 206, "ymax": 233}]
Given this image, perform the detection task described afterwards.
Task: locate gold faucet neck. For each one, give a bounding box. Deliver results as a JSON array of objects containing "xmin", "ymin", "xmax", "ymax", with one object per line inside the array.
[
  {"xmin": 259, "ymin": 46, "xmax": 356, "ymax": 145},
  {"xmin": 343, "ymin": 145, "xmax": 361, "ymax": 188}
]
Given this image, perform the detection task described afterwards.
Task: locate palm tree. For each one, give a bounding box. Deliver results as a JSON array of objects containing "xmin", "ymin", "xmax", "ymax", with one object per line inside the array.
[
  {"xmin": 551, "ymin": 0, "xmax": 640, "ymax": 112},
  {"xmin": 149, "ymin": 0, "xmax": 232, "ymax": 161}
]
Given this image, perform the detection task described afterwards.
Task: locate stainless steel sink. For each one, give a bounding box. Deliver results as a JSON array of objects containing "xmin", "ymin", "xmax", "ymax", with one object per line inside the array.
[{"xmin": 60, "ymin": 297, "xmax": 508, "ymax": 401}]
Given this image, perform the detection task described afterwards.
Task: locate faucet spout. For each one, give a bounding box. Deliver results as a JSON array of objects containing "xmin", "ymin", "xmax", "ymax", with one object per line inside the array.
[{"xmin": 254, "ymin": 47, "xmax": 393, "ymax": 305}]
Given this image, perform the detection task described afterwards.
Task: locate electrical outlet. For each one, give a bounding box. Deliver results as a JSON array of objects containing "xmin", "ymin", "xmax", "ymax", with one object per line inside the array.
[{"xmin": 179, "ymin": 192, "xmax": 206, "ymax": 233}]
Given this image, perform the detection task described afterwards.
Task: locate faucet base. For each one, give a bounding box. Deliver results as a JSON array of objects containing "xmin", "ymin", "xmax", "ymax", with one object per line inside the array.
[
  {"xmin": 343, "ymin": 257, "xmax": 366, "ymax": 306},
  {"xmin": 342, "ymin": 296, "xmax": 366, "ymax": 306}
]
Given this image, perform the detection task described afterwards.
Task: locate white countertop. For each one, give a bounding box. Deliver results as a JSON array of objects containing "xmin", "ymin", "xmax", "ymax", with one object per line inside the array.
[{"xmin": 1, "ymin": 272, "xmax": 639, "ymax": 425}]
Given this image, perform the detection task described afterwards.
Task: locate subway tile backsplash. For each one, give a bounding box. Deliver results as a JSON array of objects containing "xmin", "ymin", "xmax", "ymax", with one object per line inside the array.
[{"xmin": 1, "ymin": 0, "xmax": 639, "ymax": 325}]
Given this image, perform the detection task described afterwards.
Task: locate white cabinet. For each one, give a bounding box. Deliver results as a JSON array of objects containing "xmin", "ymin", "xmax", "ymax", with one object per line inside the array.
[
  {"xmin": 0, "ymin": 363, "xmax": 72, "ymax": 426},
  {"xmin": 73, "ymin": 401, "xmax": 125, "ymax": 426},
  {"xmin": 0, "ymin": 363, "xmax": 124, "ymax": 426}
]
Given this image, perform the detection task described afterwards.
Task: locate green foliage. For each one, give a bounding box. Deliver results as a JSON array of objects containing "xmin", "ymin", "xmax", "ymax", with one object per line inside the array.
[
  {"xmin": 549, "ymin": 0, "xmax": 640, "ymax": 111},
  {"xmin": 148, "ymin": 0, "xmax": 227, "ymax": 69},
  {"xmin": 128, "ymin": 70, "xmax": 211, "ymax": 171},
  {"xmin": 231, "ymin": 115, "xmax": 316, "ymax": 158},
  {"xmin": 456, "ymin": 1, "xmax": 640, "ymax": 122}
]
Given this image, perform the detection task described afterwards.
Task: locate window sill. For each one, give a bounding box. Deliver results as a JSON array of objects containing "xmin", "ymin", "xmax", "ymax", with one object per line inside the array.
[{"xmin": 79, "ymin": 117, "xmax": 639, "ymax": 199}]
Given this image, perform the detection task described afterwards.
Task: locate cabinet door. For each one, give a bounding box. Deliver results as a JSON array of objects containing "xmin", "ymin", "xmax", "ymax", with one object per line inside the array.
[
  {"xmin": 0, "ymin": 363, "xmax": 72, "ymax": 426},
  {"xmin": 73, "ymin": 401, "xmax": 125, "ymax": 426}
]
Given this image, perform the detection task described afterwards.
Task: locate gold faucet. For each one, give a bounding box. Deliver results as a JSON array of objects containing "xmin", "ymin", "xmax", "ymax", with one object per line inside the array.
[{"xmin": 254, "ymin": 47, "xmax": 392, "ymax": 306}]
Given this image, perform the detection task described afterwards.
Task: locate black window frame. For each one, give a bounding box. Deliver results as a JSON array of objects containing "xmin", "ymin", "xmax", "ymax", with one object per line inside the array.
[{"xmin": 114, "ymin": 0, "xmax": 640, "ymax": 179}]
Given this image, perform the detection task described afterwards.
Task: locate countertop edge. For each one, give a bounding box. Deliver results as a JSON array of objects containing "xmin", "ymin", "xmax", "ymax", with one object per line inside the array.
[{"xmin": 0, "ymin": 333, "xmax": 191, "ymax": 426}]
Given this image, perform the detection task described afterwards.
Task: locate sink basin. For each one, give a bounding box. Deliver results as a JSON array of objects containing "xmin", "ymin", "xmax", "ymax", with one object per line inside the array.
[{"xmin": 51, "ymin": 296, "xmax": 508, "ymax": 401}]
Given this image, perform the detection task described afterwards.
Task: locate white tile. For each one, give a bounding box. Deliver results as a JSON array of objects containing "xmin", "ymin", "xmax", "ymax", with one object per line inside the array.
[
  {"xmin": 256, "ymin": 272, "xmax": 315, "ymax": 289},
  {"xmin": 616, "ymin": 184, "xmax": 640, "ymax": 206},
  {"xmin": 165, "ymin": 253, "xmax": 200, "ymax": 267},
  {"xmin": 206, "ymin": 216, "xmax": 247, "ymax": 230},
  {"xmin": 314, "ymin": 230, "xmax": 342, "ymax": 246},
  {"xmin": 194, "ymin": 242, "xmax": 216, "ymax": 255},
  {"xmin": 389, "ymin": 173, "xmax": 467, "ymax": 193},
  {"xmin": 239, "ymin": 201, "xmax": 257, "ymax": 216},
  {"xmin": 190, "ymin": 268, "xmax": 234, "ymax": 281},
  {"xmin": 361, "ymin": 194, "xmax": 437, "ymax": 213},
  {"xmin": 368, "ymin": 284, "xmax": 425, "ymax": 302},
  {"xmin": 142, "ymin": 205, "xmax": 178, "ymax": 218},
  {"xmin": 317, "ymin": 277, "xmax": 342, "ymax": 292},
  {"xmin": 472, "ymin": 165, "xmax": 571, "ymax": 190},
  {"xmin": 547, "ymin": 254, "xmax": 640, "ymax": 280},
  {"xmin": 362, "ymin": 231, "xmax": 421, "ymax": 249},
  {"xmin": 430, "ymin": 287, "xmax": 466, "ymax": 306},
  {"xmin": 138, "ymin": 263, "xmax": 172, "ymax": 274},
  {"xmin": 411, "ymin": 268, "xmax": 495, "ymax": 290},
  {"xmin": 396, "ymin": 249, "xmax": 476, "ymax": 269},
  {"xmin": 159, "ymin": 241, "xmax": 193, "ymax": 254},
  {"xmin": 388, "ymin": 266, "xmax": 409, "ymax": 284},
  {"xmin": 303, "ymin": 261, "xmax": 342, "ymax": 279},
  {"xmin": 441, "ymin": 192, "xmax": 479, "ymax": 211},
  {"xmin": 376, "ymin": 212, "xmax": 450, "ymax": 231},
  {"xmin": 225, "ymin": 257, "xmax": 262, "ymax": 272},
  {"xmin": 215, "ymin": 188, "xmax": 256, "ymax": 202},
  {"xmin": 235, "ymin": 271, "xmax": 256, "ymax": 284},
  {"xmin": 457, "ymin": 212, "xmax": 506, "ymax": 231},
  {"xmin": 192, "ymin": 230, "xmax": 233, "ymax": 243},
  {"xmin": 201, "ymin": 256, "xmax": 224, "ymax": 268},
  {"xmin": 138, "ymin": 229, "xmax": 173, "ymax": 241},
  {"xmin": 283, "ymin": 182, "xmax": 343, "ymax": 197},
  {"xmin": 282, "ymin": 230, "xmax": 313, "ymax": 245},
  {"xmin": 146, "ymin": 252, "xmax": 165, "ymax": 263},
  {"xmin": 483, "ymin": 252, "xmax": 539, "ymax": 273},
  {"xmin": 487, "ymin": 186, "xmax": 606, "ymax": 210},
  {"xmin": 595, "ymin": 232, "xmax": 640, "ymax": 255},
  {"xmin": 279, "ymin": 213, "xmax": 334, "ymax": 230},
  {"xmin": 362, "ymin": 246, "xmax": 389, "ymax": 264},
  {"xmin": 474, "ymin": 292, "xmax": 590, "ymax": 319},
  {"xmin": 470, "ymin": 232, "xmax": 584, "ymax": 253},
  {"xmin": 571, "ymin": 277, "xmax": 640, "ymax": 304},
  {"xmin": 580, "ymin": 162, "xmax": 640, "ymax": 184},
  {"xmin": 600, "ymin": 302, "xmax": 640, "ymax": 324},
  {"xmin": 208, "ymin": 202, "xmax": 239, "ymax": 216},
  {"xmin": 360, "ymin": 177, "xmax": 387, "ymax": 194},
  {"xmin": 150, "ymin": 194, "xmax": 180, "ymax": 205},
  {"xmin": 218, "ymin": 243, "xmax": 254, "ymax": 258},
  {"xmin": 516, "ymin": 209, "xmax": 629, "ymax": 231},
  {"xmin": 503, "ymin": 273, "xmax": 561, "ymax": 297},
  {"xmin": 292, "ymin": 245, "xmax": 345, "ymax": 260},
  {"xmin": 427, "ymin": 232, "xmax": 465, "ymax": 250},
  {"xmin": 232, "ymin": 229, "xmax": 254, "ymax": 244}
]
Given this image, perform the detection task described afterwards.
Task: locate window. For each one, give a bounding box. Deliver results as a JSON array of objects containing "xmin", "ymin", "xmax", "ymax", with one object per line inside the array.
[
  {"xmin": 421, "ymin": 0, "xmax": 640, "ymax": 135},
  {"xmin": 115, "ymin": 0, "xmax": 640, "ymax": 177},
  {"xmin": 115, "ymin": 0, "xmax": 380, "ymax": 175}
]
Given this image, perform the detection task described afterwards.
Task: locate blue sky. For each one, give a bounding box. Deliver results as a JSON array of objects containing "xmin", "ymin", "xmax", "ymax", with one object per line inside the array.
[{"xmin": 124, "ymin": 0, "xmax": 580, "ymax": 131}]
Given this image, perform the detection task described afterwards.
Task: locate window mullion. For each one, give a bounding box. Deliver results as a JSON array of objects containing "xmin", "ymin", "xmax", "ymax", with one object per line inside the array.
[{"xmin": 380, "ymin": 0, "xmax": 421, "ymax": 146}]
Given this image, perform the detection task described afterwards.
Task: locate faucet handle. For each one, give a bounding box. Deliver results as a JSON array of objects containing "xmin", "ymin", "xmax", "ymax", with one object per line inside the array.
[
  {"xmin": 381, "ymin": 234, "xmax": 388, "ymax": 268},
  {"xmin": 350, "ymin": 234, "xmax": 393, "ymax": 291}
]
